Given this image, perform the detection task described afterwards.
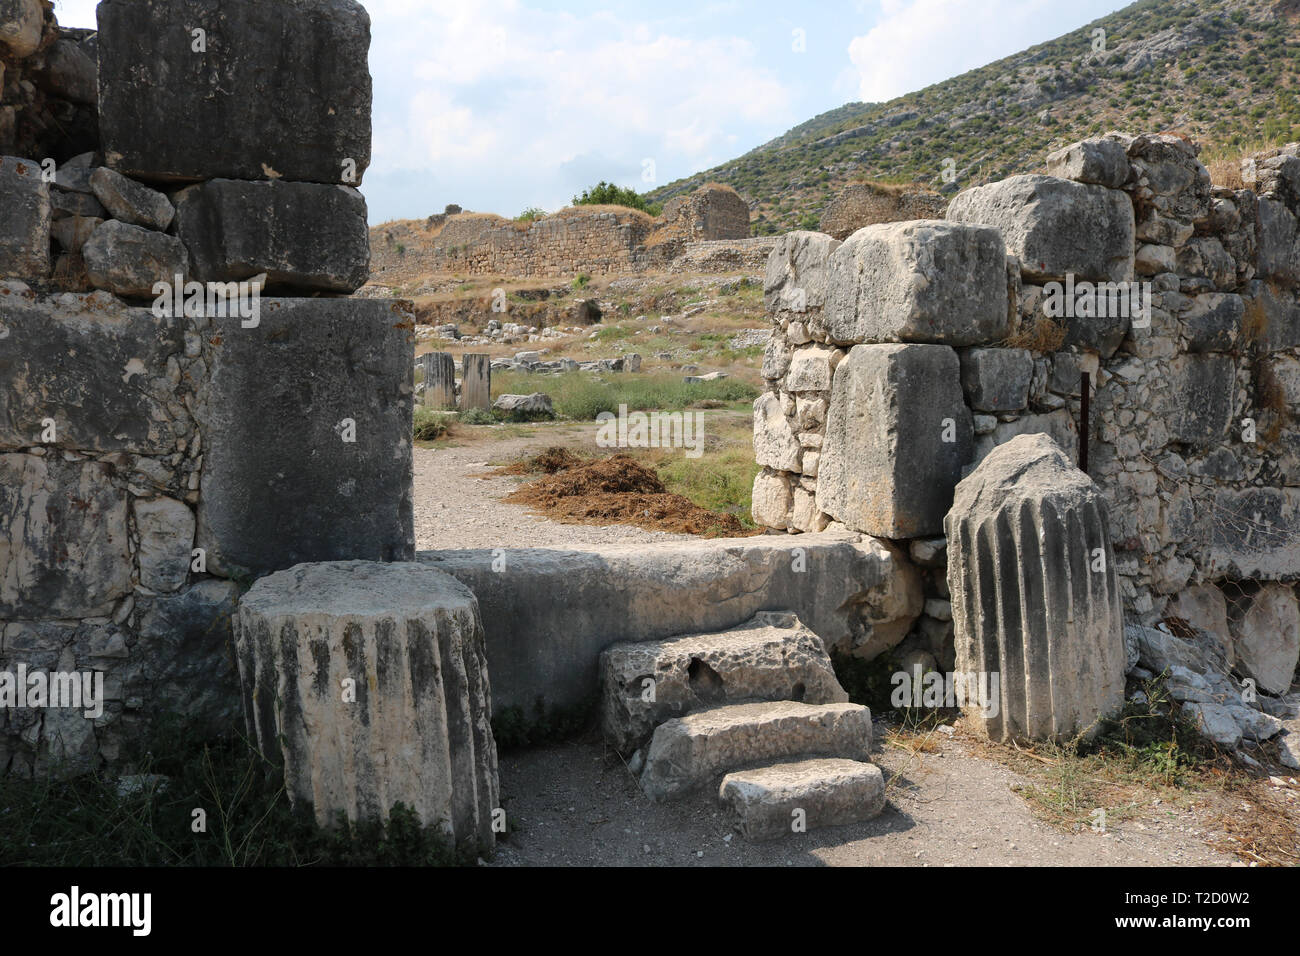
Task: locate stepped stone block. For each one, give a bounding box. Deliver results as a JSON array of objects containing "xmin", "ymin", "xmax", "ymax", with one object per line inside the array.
[
  {"xmin": 719, "ymin": 758, "xmax": 885, "ymax": 841},
  {"xmin": 824, "ymin": 220, "xmax": 1008, "ymax": 346},
  {"xmin": 599, "ymin": 611, "xmax": 848, "ymax": 753},
  {"xmin": 640, "ymin": 700, "xmax": 872, "ymax": 801},
  {"xmin": 235, "ymin": 561, "xmax": 498, "ymax": 853},
  {"xmin": 97, "ymin": 0, "xmax": 372, "ymax": 184},
  {"xmin": 173, "ymin": 180, "xmax": 370, "ymax": 293},
  {"xmin": 817, "ymin": 343, "xmax": 973, "ymax": 538},
  {"xmin": 195, "ymin": 298, "xmax": 415, "ymax": 578},
  {"xmin": 0, "ymin": 156, "xmax": 50, "ymax": 280},
  {"xmin": 947, "ymin": 174, "xmax": 1135, "ymax": 283},
  {"xmin": 946, "ymin": 433, "xmax": 1125, "ymax": 741}
]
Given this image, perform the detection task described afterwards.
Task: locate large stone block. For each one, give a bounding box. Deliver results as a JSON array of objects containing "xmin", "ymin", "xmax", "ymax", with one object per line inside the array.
[
  {"xmin": 817, "ymin": 344, "xmax": 973, "ymax": 538},
  {"xmin": 1166, "ymin": 354, "xmax": 1235, "ymax": 447},
  {"xmin": 97, "ymin": 0, "xmax": 372, "ymax": 184},
  {"xmin": 825, "ymin": 220, "xmax": 1008, "ymax": 346},
  {"xmin": 235, "ymin": 561, "xmax": 498, "ymax": 852},
  {"xmin": 763, "ymin": 230, "xmax": 840, "ymax": 317},
  {"xmin": 1256, "ymin": 198, "xmax": 1300, "ymax": 288},
  {"xmin": 195, "ymin": 299, "xmax": 415, "ymax": 578},
  {"xmin": 947, "ymin": 174, "xmax": 1135, "ymax": 284},
  {"xmin": 947, "ymin": 434, "xmax": 1125, "ymax": 741},
  {"xmin": 0, "ymin": 156, "xmax": 50, "ymax": 281},
  {"xmin": 599, "ymin": 611, "xmax": 848, "ymax": 753},
  {"xmin": 0, "ymin": 454, "xmax": 131, "ymax": 618},
  {"xmin": 0, "ymin": 0, "xmax": 43, "ymax": 58},
  {"xmin": 173, "ymin": 180, "xmax": 370, "ymax": 293},
  {"xmin": 421, "ymin": 532, "xmax": 923, "ymax": 715},
  {"xmin": 82, "ymin": 220, "xmax": 190, "ymax": 298},
  {"xmin": 959, "ymin": 347, "xmax": 1033, "ymax": 413},
  {"xmin": 1201, "ymin": 488, "xmax": 1300, "ymax": 580},
  {"xmin": 719, "ymin": 758, "xmax": 885, "ymax": 841},
  {"xmin": 1045, "ymin": 138, "xmax": 1131, "ymax": 189},
  {"xmin": 1228, "ymin": 584, "xmax": 1300, "ymax": 696},
  {"xmin": 0, "ymin": 291, "xmax": 190, "ymax": 455},
  {"xmin": 133, "ymin": 496, "xmax": 195, "ymax": 592}
]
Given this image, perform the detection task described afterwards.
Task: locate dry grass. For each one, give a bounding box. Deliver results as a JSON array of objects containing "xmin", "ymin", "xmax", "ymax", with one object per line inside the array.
[
  {"xmin": 1001, "ymin": 316, "xmax": 1067, "ymax": 352},
  {"xmin": 845, "ymin": 178, "xmax": 939, "ymax": 197}
]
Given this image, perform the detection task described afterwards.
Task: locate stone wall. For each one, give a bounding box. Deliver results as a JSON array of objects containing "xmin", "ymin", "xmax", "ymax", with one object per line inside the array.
[
  {"xmin": 755, "ymin": 132, "xmax": 1300, "ymax": 688},
  {"xmin": 0, "ymin": 0, "xmax": 414, "ymax": 777},
  {"xmin": 818, "ymin": 182, "xmax": 948, "ymax": 241},
  {"xmin": 370, "ymin": 184, "xmax": 752, "ymax": 280}
]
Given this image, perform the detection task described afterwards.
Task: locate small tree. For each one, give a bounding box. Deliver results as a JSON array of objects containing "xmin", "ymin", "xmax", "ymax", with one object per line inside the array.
[{"xmin": 572, "ymin": 181, "xmax": 662, "ymax": 216}]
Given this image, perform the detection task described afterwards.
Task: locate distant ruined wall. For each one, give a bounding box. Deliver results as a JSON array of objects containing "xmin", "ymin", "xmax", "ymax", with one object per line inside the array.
[
  {"xmin": 370, "ymin": 184, "xmax": 752, "ymax": 280},
  {"xmin": 755, "ymin": 132, "xmax": 1300, "ymax": 681},
  {"xmin": 0, "ymin": 0, "xmax": 414, "ymax": 777},
  {"xmin": 818, "ymin": 183, "xmax": 948, "ymax": 241}
]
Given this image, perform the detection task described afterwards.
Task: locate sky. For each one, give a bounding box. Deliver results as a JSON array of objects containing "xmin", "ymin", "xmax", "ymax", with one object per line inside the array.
[{"xmin": 53, "ymin": 0, "xmax": 1125, "ymax": 225}]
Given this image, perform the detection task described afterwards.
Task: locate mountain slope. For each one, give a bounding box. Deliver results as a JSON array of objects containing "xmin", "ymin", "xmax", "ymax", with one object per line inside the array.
[{"xmin": 647, "ymin": 0, "xmax": 1300, "ymax": 234}]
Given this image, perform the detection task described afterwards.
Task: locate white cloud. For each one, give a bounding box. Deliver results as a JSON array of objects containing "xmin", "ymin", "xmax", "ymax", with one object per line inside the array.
[{"xmin": 848, "ymin": 0, "xmax": 1084, "ymax": 103}]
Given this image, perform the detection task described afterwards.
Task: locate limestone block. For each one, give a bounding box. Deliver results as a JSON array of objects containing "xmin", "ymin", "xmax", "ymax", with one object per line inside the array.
[
  {"xmin": 1256, "ymin": 198, "xmax": 1300, "ymax": 287},
  {"xmin": 764, "ymin": 230, "xmax": 840, "ymax": 316},
  {"xmin": 83, "ymin": 220, "xmax": 189, "ymax": 298},
  {"xmin": 235, "ymin": 561, "xmax": 498, "ymax": 852},
  {"xmin": 0, "ymin": 156, "xmax": 50, "ymax": 280},
  {"xmin": 817, "ymin": 344, "xmax": 972, "ymax": 538},
  {"xmin": 173, "ymin": 180, "xmax": 369, "ymax": 293},
  {"xmin": 719, "ymin": 758, "xmax": 885, "ymax": 841},
  {"xmin": 34, "ymin": 38, "xmax": 97, "ymax": 105},
  {"xmin": 785, "ymin": 344, "xmax": 836, "ymax": 392},
  {"xmin": 89, "ymin": 168, "xmax": 175, "ymax": 231},
  {"xmin": 761, "ymin": 334, "xmax": 791, "ymax": 380},
  {"xmin": 0, "ymin": 294, "xmax": 190, "ymax": 455},
  {"xmin": 753, "ymin": 392, "xmax": 801, "ymax": 472},
  {"xmin": 750, "ymin": 468, "xmax": 792, "ymax": 530},
  {"xmin": 1182, "ymin": 293, "xmax": 1242, "ymax": 352},
  {"xmin": 825, "ymin": 220, "xmax": 1008, "ymax": 346},
  {"xmin": 97, "ymin": 0, "xmax": 372, "ymax": 184},
  {"xmin": 972, "ymin": 410, "xmax": 1079, "ymax": 467},
  {"xmin": 947, "ymin": 174, "xmax": 1134, "ymax": 283},
  {"xmin": 1229, "ymin": 584, "xmax": 1300, "ymax": 696},
  {"xmin": 50, "ymin": 216, "xmax": 103, "ymax": 254},
  {"xmin": 0, "ymin": 455, "xmax": 131, "ymax": 618},
  {"xmin": 0, "ymin": 0, "xmax": 43, "ymax": 58},
  {"xmin": 1201, "ymin": 488, "xmax": 1300, "ymax": 580},
  {"xmin": 959, "ymin": 347, "xmax": 1034, "ymax": 413},
  {"xmin": 946, "ymin": 434, "xmax": 1125, "ymax": 741},
  {"xmin": 640, "ymin": 700, "xmax": 872, "ymax": 800},
  {"xmin": 132, "ymin": 496, "xmax": 195, "ymax": 592},
  {"xmin": 1165, "ymin": 585, "xmax": 1233, "ymax": 665},
  {"xmin": 790, "ymin": 487, "xmax": 829, "ymax": 534},
  {"xmin": 1045, "ymin": 138, "xmax": 1130, "ymax": 189},
  {"xmin": 599, "ymin": 611, "xmax": 847, "ymax": 753},
  {"xmin": 195, "ymin": 299, "xmax": 415, "ymax": 578},
  {"xmin": 1166, "ymin": 354, "xmax": 1235, "ymax": 447}
]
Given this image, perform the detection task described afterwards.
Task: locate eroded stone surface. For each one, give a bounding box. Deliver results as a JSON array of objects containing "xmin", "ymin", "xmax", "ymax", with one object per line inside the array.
[{"xmin": 719, "ymin": 757, "xmax": 885, "ymax": 841}]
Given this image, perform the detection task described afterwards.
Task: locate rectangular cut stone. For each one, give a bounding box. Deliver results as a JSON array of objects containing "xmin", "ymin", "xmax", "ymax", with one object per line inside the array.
[
  {"xmin": 960, "ymin": 347, "xmax": 1034, "ymax": 412},
  {"xmin": 195, "ymin": 298, "xmax": 415, "ymax": 578},
  {"xmin": 947, "ymin": 174, "xmax": 1135, "ymax": 283},
  {"xmin": 173, "ymin": 180, "xmax": 370, "ymax": 293},
  {"xmin": 720, "ymin": 758, "xmax": 885, "ymax": 840},
  {"xmin": 0, "ymin": 454, "xmax": 132, "ymax": 618},
  {"xmin": 1200, "ymin": 488, "xmax": 1300, "ymax": 580},
  {"xmin": 817, "ymin": 344, "xmax": 973, "ymax": 538},
  {"xmin": 0, "ymin": 156, "xmax": 50, "ymax": 280},
  {"xmin": 640, "ymin": 700, "xmax": 873, "ymax": 800},
  {"xmin": 599, "ymin": 611, "xmax": 848, "ymax": 753},
  {"xmin": 420, "ymin": 352, "xmax": 456, "ymax": 409},
  {"xmin": 764, "ymin": 230, "xmax": 841, "ymax": 316},
  {"xmin": 1167, "ymin": 354, "xmax": 1235, "ymax": 447},
  {"xmin": 825, "ymin": 220, "xmax": 1008, "ymax": 346},
  {"xmin": 0, "ymin": 292, "xmax": 190, "ymax": 455},
  {"xmin": 97, "ymin": 0, "xmax": 372, "ymax": 184},
  {"xmin": 462, "ymin": 353, "xmax": 491, "ymax": 411}
]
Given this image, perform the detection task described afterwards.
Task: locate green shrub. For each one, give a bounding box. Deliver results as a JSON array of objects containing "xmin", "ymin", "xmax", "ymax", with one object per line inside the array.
[
  {"xmin": 572, "ymin": 181, "xmax": 663, "ymax": 216},
  {"xmin": 459, "ymin": 407, "xmax": 497, "ymax": 426},
  {"xmin": 491, "ymin": 371, "xmax": 758, "ymax": 421},
  {"xmin": 413, "ymin": 407, "xmax": 452, "ymax": 441},
  {"xmin": 515, "ymin": 206, "xmax": 546, "ymax": 222}
]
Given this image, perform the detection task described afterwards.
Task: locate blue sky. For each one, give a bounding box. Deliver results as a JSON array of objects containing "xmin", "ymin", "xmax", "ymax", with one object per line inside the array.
[{"xmin": 54, "ymin": 0, "xmax": 1126, "ymax": 224}]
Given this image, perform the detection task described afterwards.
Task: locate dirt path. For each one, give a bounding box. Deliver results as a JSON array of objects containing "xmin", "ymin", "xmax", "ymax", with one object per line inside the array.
[{"xmin": 413, "ymin": 422, "xmax": 696, "ymax": 551}]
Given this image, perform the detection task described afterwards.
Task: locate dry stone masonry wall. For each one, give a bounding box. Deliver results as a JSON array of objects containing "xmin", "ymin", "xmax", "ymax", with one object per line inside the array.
[
  {"xmin": 755, "ymin": 132, "xmax": 1300, "ymax": 710},
  {"xmin": 0, "ymin": 0, "xmax": 416, "ymax": 778}
]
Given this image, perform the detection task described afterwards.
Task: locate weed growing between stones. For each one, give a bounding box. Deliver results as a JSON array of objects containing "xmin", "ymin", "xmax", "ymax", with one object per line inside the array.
[
  {"xmin": 0, "ymin": 719, "xmax": 463, "ymax": 866},
  {"xmin": 491, "ymin": 696, "xmax": 595, "ymax": 751},
  {"xmin": 413, "ymin": 407, "xmax": 454, "ymax": 441}
]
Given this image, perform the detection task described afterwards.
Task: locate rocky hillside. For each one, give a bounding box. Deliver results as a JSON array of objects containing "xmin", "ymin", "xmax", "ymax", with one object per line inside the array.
[{"xmin": 648, "ymin": 0, "xmax": 1300, "ymax": 234}]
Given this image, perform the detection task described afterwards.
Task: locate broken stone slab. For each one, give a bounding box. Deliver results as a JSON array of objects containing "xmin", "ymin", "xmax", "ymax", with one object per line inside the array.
[
  {"xmin": 750, "ymin": 468, "xmax": 793, "ymax": 530},
  {"xmin": 719, "ymin": 757, "xmax": 885, "ymax": 841},
  {"xmin": 51, "ymin": 189, "xmax": 105, "ymax": 220},
  {"xmin": 0, "ymin": 156, "xmax": 50, "ymax": 281},
  {"xmin": 1165, "ymin": 585, "xmax": 1233, "ymax": 665},
  {"xmin": 1228, "ymin": 584, "xmax": 1300, "ymax": 697},
  {"xmin": 947, "ymin": 174, "xmax": 1135, "ymax": 284},
  {"xmin": 947, "ymin": 434, "xmax": 1126, "ymax": 741},
  {"xmin": 235, "ymin": 561, "xmax": 498, "ymax": 853},
  {"xmin": 0, "ymin": 454, "xmax": 131, "ymax": 618},
  {"xmin": 825, "ymin": 220, "xmax": 1008, "ymax": 346},
  {"xmin": 82, "ymin": 220, "xmax": 189, "ymax": 298},
  {"xmin": 599, "ymin": 610, "xmax": 848, "ymax": 754},
  {"xmin": 1180, "ymin": 701, "xmax": 1242, "ymax": 749},
  {"xmin": 492, "ymin": 392, "xmax": 552, "ymax": 417},
  {"xmin": 422, "ymin": 532, "xmax": 922, "ymax": 716},
  {"xmin": 640, "ymin": 700, "xmax": 872, "ymax": 801},
  {"xmin": 173, "ymin": 179, "xmax": 369, "ymax": 293},
  {"xmin": 0, "ymin": 292, "xmax": 191, "ymax": 455},
  {"xmin": 959, "ymin": 347, "xmax": 1034, "ymax": 413},
  {"xmin": 97, "ymin": 0, "xmax": 372, "ymax": 184},
  {"xmin": 1045, "ymin": 138, "xmax": 1131, "ymax": 189},
  {"xmin": 89, "ymin": 167, "xmax": 175, "ymax": 231},
  {"xmin": 195, "ymin": 298, "xmax": 415, "ymax": 579},
  {"xmin": 817, "ymin": 343, "xmax": 972, "ymax": 538},
  {"xmin": 753, "ymin": 391, "xmax": 802, "ymax": 473},
  {"xmin": 132, "ymin": 496, "xmax": 195, "ymax": 593},
  {"xmin": 1281, "ymin": 720, "xmax": 1300, "ymax": 770}
]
